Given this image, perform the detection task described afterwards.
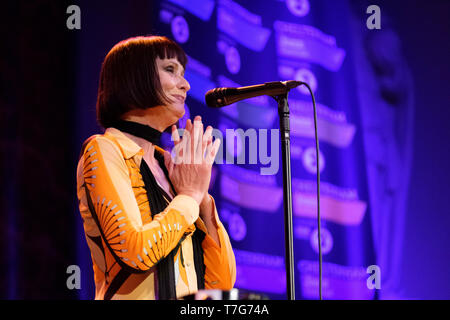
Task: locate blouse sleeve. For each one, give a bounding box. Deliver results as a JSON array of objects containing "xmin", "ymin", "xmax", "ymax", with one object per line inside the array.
[
  {"xmin": 198, "ymin": 196, "xmax": 237, "ymax": 290},
  {"xmin": 77, "ymin": 135, "xmax": 199, "ymax": 272}
]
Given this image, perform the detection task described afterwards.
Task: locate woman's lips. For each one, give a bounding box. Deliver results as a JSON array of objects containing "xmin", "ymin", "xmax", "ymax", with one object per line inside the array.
[{"xmin": 172, "ymin": 94, "xmax": 186, "ymax": 103}]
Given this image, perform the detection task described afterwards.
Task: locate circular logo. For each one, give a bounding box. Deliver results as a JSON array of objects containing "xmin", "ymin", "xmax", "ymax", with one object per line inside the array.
[
  {"xmin": 302, "ymin": 147, "xmax": 325, "ymax": 174},
  {"xmin": 310, "ymin": 227, "xmax": 333, "ymax": 255},
  {"xmin": 225, "ymin": 46, "xmax": 241, "ymax": 74},
  {"xmin": 171, "ymin": 15, "xmax": 189, "ymax": 43},
  {"xmin": 286, "ymin": 0, "xmax": 310, "ymax": 17},
  {"xmin": 295, "ymin": 68, "xmax": 317, "ymax": 95},
  {"xmin": 220, "ymin": 207, "xmax": 232, "ymax": 222},
  {"xmin": 228, "ymin": 213, "xmax": 247, "ymax": 241}
]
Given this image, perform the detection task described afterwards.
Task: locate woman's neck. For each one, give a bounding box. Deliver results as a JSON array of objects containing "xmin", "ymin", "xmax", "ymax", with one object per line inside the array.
[{"xmin": 121, "ymin": 106, "xmax": 175, "ymax": 132}]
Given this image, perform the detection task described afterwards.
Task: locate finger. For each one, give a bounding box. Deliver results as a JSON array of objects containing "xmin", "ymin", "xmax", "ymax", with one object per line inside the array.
[
  {"xmin": 171, "ymin": 125, "xmax": 181, "ymax": 148},
  {"xmin": 177, "ymin": 119, "xmax": 190, "ymax": 163},
  {"xmin": 202, "ymin": 133, "xmax": 212, "ymax": 160},
  {"xmin": 194, "ymin": 117, "xmax": 203, "ymax": 164},
  {"xmin": 202, "ymin": 126, "xmax": 213, "ymax": 154},
  {"xmin": 185, "ymin": 118, "xmax": 193, "ymax": 135},
  {"xmin": 184, "ymin": 119, "xmax": 194, "ymax": 163},
  {"xmin": 203, "ymin": 125, "xmax": 213, "ymax": 139},
  {"xmin": 174, "ymin": 130, "xmax": 188, "ymax": 165},
  {"xmin": 204, "ymin": 137, "xmax": 213, "ymax": 164},
  {"xmin": 183, "ymin": 127, "xmax": 192, "ymax": 164},
  {"xmin": 206, "ymin": 138, "xmax": 221, "ymax": 165},
  {"xmin": 211, "ymin": 138, "xmax": 221, "ymax": 160},
  {"xmin": 172, "ymin": 142, "xmax": 182, "ymax": 164}
]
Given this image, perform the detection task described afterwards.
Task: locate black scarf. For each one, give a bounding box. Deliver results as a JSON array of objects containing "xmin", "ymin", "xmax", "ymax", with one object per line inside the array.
[{"xmin": 111, "ymin": 120, "xmax": 205, "ymax": 300}]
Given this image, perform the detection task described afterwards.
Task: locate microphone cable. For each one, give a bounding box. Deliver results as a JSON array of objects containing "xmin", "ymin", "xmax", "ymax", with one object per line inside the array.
[
  {"xmin": 299, "ymin": 82, "xmax": 322, "ymax": 300},
  {"xmin": 205, "ymin": 80, "xmax": 323, "ymax": 299}
]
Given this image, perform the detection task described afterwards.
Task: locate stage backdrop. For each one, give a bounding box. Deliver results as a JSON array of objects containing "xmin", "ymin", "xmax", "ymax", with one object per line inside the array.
[
  {"xmin": 73, "ymin": 0, "xmax": 419, "ymax": 300},
  {"xmin": 148, "ymin": 0, "xmax": 395, "ymax": 300}
]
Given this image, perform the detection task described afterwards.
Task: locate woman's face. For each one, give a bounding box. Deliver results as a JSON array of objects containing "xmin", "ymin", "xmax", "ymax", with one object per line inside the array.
[{"xmin": 156, "ymin": 57, "xmax": 190, "ymax": 120}]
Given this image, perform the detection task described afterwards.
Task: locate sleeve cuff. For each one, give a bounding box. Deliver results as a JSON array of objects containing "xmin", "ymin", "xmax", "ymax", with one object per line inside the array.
[{"xmin": 167, "ymin": 194, "xmax": 200, "ymax": 226}]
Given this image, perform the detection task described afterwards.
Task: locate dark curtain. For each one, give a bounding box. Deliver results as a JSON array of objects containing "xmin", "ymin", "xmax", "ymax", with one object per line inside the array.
[{"xmin": 0, "ymin": 1, "xmax": 78, "ymax": 299}]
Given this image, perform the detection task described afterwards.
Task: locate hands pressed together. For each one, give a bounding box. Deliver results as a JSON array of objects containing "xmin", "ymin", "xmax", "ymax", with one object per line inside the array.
[{"xmin": 163, "ymin": 115, "xmax": 220, "ymax": 209}]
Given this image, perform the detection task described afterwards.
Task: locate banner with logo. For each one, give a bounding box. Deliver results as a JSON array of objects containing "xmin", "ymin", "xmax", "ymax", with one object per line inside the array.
[{"xmin": 153, "ymin": 0, "xmax": 377, "ymax": 299}]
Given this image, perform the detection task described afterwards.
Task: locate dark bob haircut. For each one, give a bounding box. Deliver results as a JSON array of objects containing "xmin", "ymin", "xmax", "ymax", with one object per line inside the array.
[{"xmin": 96, "ymin": 35, "xmax": 188, "ymax": 128}]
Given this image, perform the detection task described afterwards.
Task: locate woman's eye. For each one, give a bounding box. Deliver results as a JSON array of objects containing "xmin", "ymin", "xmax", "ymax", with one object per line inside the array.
[{"xmin": 165, "ymin": 66, "xmax": 175, "ymax": 73}]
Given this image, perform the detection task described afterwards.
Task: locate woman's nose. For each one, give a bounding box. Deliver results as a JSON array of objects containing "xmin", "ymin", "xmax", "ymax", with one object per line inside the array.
[{"xmin": 179, "ymin": 76, "xmax": 190, "ymax": 92}]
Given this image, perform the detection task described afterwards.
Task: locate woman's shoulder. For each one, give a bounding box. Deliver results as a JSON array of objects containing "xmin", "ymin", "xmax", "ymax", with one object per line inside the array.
[
  {"xmin": 78, "ymin": 132, "xmax": 124, "ymax": 161},
  {"xmin": 76, "ymin": 132, "xmax": 130, "ymax": 191}
]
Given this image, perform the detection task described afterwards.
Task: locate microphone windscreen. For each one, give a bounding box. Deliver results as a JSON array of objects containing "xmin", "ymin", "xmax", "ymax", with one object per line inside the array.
[
  {"xmin": 205, "ymin": 88, "xmax": 221, "ymax": 108},
  {"xmin": 205, "ymin": 88, "xmax": 231, "ymax": 108}
]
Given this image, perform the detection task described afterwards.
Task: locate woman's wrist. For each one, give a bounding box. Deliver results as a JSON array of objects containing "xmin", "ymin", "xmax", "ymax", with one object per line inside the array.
[
  {"xmin": 199, "ymin": 193, "xmax": 214, "ymax": 220},
  {"xmin": 199, "ymin": 193, "xmax": 220, "ymax": 246},
  {"xmin": 179, "ymin": 191, "xmax": 204, "ymax": 206},
  {"xmin": 200, "ymin": 193, "xmax": 212, "ymax": 208}
]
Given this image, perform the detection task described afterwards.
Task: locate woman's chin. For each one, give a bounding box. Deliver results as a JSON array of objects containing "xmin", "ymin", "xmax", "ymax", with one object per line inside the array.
[
  {"xmin": 171, "ymin": 109, "xmax": 185, "ymax": 126},
  {"xmin": 181, "ymin": 109, "xmax": 186, "ymax": 118},
  {"xmin": 176, "ymin": 106, "xmax": 186, "ymax": 120},
  {"xmin": 163, "ymin": 103, "xmax": 186, "ymax": 127}
]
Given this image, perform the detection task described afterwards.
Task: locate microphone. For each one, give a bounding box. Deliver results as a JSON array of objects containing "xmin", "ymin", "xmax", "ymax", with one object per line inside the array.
[{"xmin": 205, "ymin": 80, "xmax": 303, "ymax": 108}]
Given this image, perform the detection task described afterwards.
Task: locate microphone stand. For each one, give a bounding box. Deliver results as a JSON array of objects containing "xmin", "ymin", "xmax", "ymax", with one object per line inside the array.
[
  {"xmin": 273, "ymin": 92, "xmax": 295, "ymax": 300},
  {"xmin": 206, "ymin": 80, "xmax": 319, "ymax": 300}
]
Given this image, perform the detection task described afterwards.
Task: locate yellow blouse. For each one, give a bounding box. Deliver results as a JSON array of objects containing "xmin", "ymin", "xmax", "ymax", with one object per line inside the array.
[{"xmin": 76, "ymin": 127, "xmax": 236, "ymax": 299}]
